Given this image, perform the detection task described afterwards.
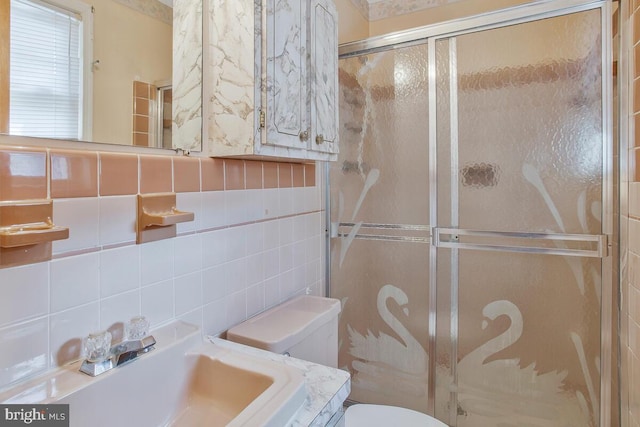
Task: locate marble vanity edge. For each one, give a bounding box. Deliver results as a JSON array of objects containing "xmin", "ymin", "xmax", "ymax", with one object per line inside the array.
[{"xmin": 208, "ymin": 337, "xmax": 351, "ymax": 427}]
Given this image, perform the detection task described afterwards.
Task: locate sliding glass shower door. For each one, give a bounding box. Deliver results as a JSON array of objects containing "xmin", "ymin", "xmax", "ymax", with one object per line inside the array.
[
  {"xmin": 331, "ymin": 43, "xmax": 431, "ymax": 412},
  {"xmin": 330, "ymin": 2, "xmax": 611, "ymax": 426},
  {"xmin": 432, "ymin": 8, "xmax": 608, "ymax": 426}
]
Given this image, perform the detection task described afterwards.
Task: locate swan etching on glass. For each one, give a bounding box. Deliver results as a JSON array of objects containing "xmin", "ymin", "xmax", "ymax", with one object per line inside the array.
[
  {"xmin": 455, "ymin": 300, "xmax": 591, "ymax": 426},
  {"xmin": 348, "ymin": 284, "xmax": 429, "ymax": 398},
  {"xmin": 522, "ymin": 162, "xmax": 601, "ymax": 423}
]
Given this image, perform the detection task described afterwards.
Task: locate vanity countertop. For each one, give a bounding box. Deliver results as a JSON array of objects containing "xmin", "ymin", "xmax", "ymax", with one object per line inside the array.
[{"xmin": 209, "ymin": 337, "xmax": 351, "ymax": 427}]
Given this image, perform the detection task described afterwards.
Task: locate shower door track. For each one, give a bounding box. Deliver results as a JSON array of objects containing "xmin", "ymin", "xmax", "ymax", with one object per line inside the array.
[{"xmin": 338, "ymin": 0, "xmax": 607, "ymax": 57}]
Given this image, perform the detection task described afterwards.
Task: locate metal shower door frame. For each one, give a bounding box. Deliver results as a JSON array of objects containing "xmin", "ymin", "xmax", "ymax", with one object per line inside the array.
[{"xmin": 329, "ymin": 0, "xmax": 613, "ymax": 424}]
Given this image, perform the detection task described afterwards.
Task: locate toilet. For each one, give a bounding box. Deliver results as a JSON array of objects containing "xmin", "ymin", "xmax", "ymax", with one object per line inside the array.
[
  {"xmin": 345, "ymin": 404, "xmax": 447, "ymax": 427},
  {"xmin": 226, "ymin": 295, "xmax": 447, "ymax": 427}
]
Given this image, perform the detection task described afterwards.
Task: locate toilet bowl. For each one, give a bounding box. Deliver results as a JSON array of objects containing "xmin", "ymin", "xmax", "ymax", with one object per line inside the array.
[
  {"xmin": 345, "ymin": 404, "xmax": 448, "ymax": 427},
  {"xmin": 226, "ymin": 296, "xmax": 448, "ymax": 427}
]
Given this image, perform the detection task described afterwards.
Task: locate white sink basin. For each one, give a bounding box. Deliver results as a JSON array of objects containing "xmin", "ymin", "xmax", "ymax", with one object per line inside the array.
[
  {"xmin": 0, "ymin": 322, "xmax": 307, "ymax": 427},
  {"xmin": 171, "ymin": 356, "xmax": 274, "ymax": 425},
  {"xmin": 171, "ymin": 347, "xmax": 306, "ymax": 426}
]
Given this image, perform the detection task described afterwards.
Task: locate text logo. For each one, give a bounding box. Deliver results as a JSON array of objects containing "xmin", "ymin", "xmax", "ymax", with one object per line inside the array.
[{"xmin": 0, "ymin": 405, "xmax": 69, "ymax": 426}]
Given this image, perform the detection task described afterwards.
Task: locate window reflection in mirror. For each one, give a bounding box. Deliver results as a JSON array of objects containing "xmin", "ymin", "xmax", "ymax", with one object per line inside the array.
[
  {"xmin": 0, "ymin": 0, "xmax": 172, "ymax": 146},
  {"xmin": 8, "ymin": 0, "xmax": 90, "ymax": 141}
]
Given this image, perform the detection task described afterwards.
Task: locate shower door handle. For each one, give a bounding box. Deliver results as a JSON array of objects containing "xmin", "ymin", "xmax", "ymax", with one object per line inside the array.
[
  {"xmin": 432, "ymin": 227, "xmax": 608, "ymax": 258},
  {"xmin": 332, "ymin": 222, "xmax": 431, "ymax": 243}
]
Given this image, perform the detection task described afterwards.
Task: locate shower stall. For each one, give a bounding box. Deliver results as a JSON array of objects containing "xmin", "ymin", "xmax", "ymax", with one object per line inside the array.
[{"xmin": 328, "ymin": 1, "xmax": 614, "ymax": 426}]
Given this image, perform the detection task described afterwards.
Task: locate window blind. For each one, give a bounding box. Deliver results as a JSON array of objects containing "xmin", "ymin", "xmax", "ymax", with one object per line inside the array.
[{"xmin": 10, "ymin": 0, "xmax": 82, "ymax": 140}]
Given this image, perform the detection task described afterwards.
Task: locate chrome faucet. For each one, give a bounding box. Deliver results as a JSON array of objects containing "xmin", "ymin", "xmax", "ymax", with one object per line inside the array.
[
  {"xmin": 80, "ymin": 335, "xmax": 156, "ymax": 377},
  {"xmin": 112, "ymin": 336, "xmax": 156, "ymax": 365},
  {"xmin": 80, "ymin": 317, "xmax": 156, "ymax": 377}
]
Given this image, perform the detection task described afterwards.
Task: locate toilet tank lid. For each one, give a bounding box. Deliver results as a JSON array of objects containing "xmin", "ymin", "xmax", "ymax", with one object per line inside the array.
[{"xmin": 226, "ymin": 296, "xmax": 341, "ymax": 354}]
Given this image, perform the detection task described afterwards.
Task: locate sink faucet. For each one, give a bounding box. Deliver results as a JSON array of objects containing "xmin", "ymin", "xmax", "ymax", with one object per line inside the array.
[
  {"xmin": 111, "ymin": 335, "xmax": 157, "ymax": 366},
  {"xmin": 80, "ymin": 335, "xmax": 156, "ymax": 376}
]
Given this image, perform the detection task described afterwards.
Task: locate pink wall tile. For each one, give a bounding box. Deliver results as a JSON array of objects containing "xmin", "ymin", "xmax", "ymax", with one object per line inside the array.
[
  {"xmin": 0, "ymin": 147, "xmax": 47, "ymax": 201},
  {"xmin": 278, "ymin": 163, "xmax": 292, "ymax": 188},
  {"xmin": 134, "ymin": 81, "xmax": 150, "ymax": 98},
  {"xmin": 99, "ymin": 153, "xmax": 138, "ymax": 196},
  {"xmin": 133, "ymin": 115, "xmax": 150, "ymax": 134},
  {"xmin": 50, "ymin": 150, "xmax": 98, "ymax": 198},
  {"xmin": 133, "ymin": 133, "xmax": 149, "ymax": 147},
  {"xmin": 245, "ymin": 161, "xmax": 263, "ymax": 190},
  {"xmin": 134, "ymin": 98, "xmax": 149, "ymax": 116},
  {"xmin": 201, "ymin": 158, "xmax": 224, "ymax": 191},
  {"xmin": 225, "ymin": 159, "xmax": 245, "ymax": 191},
  {"xmin": 173, "ymin": 157, "xmax": 201, "ymax": 193},
  {"xmin": 263, "ymin": 162, "xmax": 278, "ymax": 189},
  {"xmin": 292, "ymin": 164, "xmax": 304, "ymax": 188},
  {"xmin": 305, "ymin": 163, "xmax": 316, "ymax": 187},
  {"xmin": 140, "ymin": 155, "xmax": 172, "ymax": 194}
]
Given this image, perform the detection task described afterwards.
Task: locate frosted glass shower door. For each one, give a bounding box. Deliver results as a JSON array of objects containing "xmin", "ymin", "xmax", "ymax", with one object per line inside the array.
[
  {"xmin": 433, "ymin": 8, "xmax": 609, "ymax": 427},
  {"xmin": 331, "ymin": 44, "xmax": 432, "ymax": 413}
]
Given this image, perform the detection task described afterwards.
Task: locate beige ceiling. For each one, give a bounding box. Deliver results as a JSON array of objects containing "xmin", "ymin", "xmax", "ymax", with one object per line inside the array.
[{"xmin": 348, "ymin": 0, "xmax": 465, "ymax": 21}]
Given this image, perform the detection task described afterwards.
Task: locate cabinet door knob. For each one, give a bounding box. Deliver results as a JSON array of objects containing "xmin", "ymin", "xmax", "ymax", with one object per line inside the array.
[
  {"xmin": 316, "ymin": 134, "xmax": 324, "ymax": 145},
  {"xmin": 299, "ymin": 131, "xmax": 309, "ymax": 142}
]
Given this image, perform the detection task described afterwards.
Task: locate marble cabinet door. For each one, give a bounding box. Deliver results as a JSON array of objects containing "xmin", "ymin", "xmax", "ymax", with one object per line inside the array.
[
  {"xmin": 310, "ymin": 0, "xmax": 339, "ymax": 155},
  {"xmin": 173, "ymin": 0, "xmax": 204, "ymax": 153},
  {"xmin": 265, "ymin": 0, "xmax": 309, "ymax": 150}
]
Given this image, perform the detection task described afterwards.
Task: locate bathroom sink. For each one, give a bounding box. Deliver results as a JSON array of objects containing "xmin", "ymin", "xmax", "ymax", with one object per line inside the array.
[
  {"xmin": 170, "ymin": 347, "xmax": 307, "ymax": 426},
  {"xmin": 170, "ymin": 356, "xmax": 274, "ymax": 425},
  {"xmin": 0, "ymin": 321, "xmax": 307, "ymax": 427}
]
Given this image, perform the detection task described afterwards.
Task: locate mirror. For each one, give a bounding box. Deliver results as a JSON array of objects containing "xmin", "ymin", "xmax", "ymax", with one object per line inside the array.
[{"xmin": 0, "ymin": 0, "xmax": 176, "ymax": 148}]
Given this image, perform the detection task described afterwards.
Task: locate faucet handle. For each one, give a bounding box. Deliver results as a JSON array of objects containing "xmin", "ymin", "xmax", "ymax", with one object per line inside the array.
[
  {"xmin": 79, "ymin": 321, "xmax": 155, "ymax": 377},
  {"xmin": 125, "ymin": 316, "xmax": 150, "ymax": 340},
  {"xmin": 83, "ymin": 330, "xmax": 112, "ymax": 363}
]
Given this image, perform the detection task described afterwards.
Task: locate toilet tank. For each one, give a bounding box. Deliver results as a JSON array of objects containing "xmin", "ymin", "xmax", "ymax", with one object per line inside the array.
[{"xmin": 226, "ymin": 296, "xmax": 341, "ymax": 367}]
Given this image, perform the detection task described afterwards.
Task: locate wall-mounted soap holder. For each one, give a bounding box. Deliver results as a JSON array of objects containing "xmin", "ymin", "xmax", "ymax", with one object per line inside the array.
[
  {"xmin": 0, "ymin": 218, "xmax": 69, "ymax": 248},
  {"xmin": 0, "ymin": 200, "xmax": 69, "ymax": 268},
  {"xmin": 137, "ymin": 193, "xmax": 194, "ymax": 244}
]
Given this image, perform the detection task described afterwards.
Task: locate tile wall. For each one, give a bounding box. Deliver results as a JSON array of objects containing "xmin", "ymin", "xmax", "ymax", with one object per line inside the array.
[
  {"xmin": 627, "ymin": 0, "xmax": 640, "ymax": 426},
  {"xmin": 133, "ymin": 81, "xmax": 156, "ymax": 147},
  {"xmin": 0, "ymin": 144, "xmax": 324, "ymax": 391}
]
